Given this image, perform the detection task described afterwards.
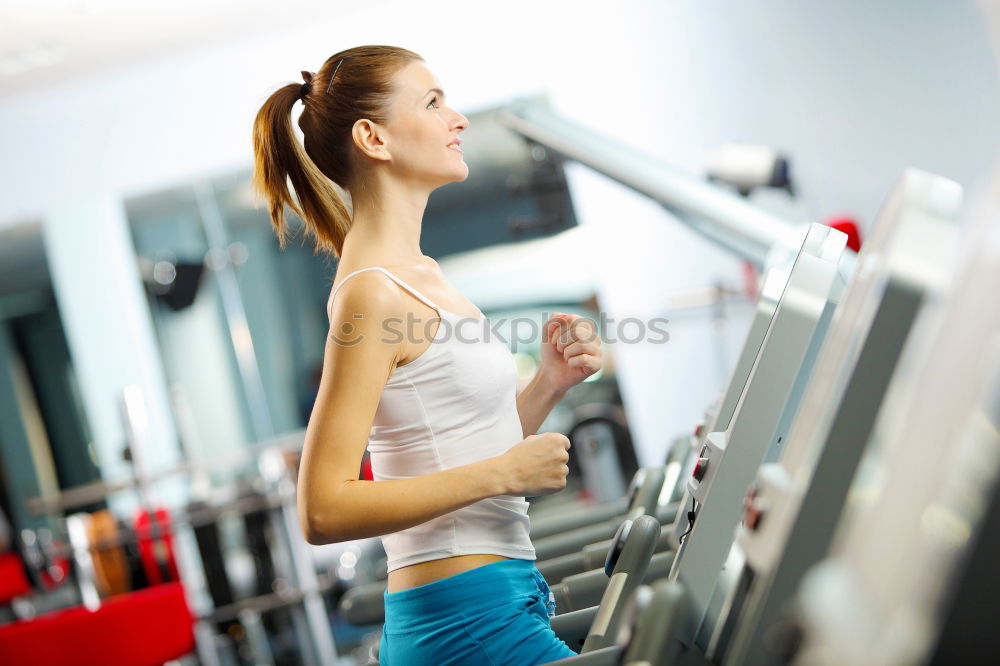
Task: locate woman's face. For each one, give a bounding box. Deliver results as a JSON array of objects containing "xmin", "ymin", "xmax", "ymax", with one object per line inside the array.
[{"xmin": 380, "ymin": 61, "xmax": 470, "ymax": 188}]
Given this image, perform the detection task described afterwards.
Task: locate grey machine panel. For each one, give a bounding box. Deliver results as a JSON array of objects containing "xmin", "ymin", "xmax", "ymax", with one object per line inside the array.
[
  {"xmin": 718, "ymin": 169, "xmax": 963, "ymax": 665},
  {"xmin": 791, "ymin": 172, "xmax": 1000, "ymax": 665},
  {"xmin": 660, "ymin": 266, "xmax": 789, "ymax": 526},
  {"xmin": 666, "ymin": 223, "xmax": 849, "ymax": 648}
]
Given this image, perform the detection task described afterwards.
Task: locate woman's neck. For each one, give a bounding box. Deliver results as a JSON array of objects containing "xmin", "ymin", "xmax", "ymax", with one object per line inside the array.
[{"xmin": 344, "ymin": 173, "xmax": 433, "ymax": 264}]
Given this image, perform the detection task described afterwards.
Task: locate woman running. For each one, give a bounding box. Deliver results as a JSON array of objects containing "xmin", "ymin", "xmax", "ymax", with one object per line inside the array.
[{"xmin": 252, "ymin": 45, "xmax": 603, "ymax": 665}]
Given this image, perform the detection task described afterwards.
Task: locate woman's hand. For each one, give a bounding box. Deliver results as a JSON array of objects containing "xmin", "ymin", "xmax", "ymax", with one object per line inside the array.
[
  {"xmin": 497, "ymin": 432, "xmax": 571, "ymax": 497},
  {"xmin": 538, "ymin": 312, "xmax": 604, "ymax": 393}
]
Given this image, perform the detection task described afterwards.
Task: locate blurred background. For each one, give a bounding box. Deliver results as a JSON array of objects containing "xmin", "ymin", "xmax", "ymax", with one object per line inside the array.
[{"xmin": 0, "ymin": 1, "xmax": 998, "ymax": 664}]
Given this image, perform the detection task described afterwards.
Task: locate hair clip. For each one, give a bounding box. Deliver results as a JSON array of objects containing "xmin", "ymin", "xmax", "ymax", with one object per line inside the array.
[{"xmin": 325, "ymin": 58, "xmax": 346, "ymax": 94}]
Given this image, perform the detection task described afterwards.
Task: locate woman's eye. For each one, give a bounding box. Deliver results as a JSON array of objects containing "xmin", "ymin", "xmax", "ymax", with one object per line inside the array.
[{"xmin": 427, "ymin": 97, "xmax": 438, "ymax": 109}]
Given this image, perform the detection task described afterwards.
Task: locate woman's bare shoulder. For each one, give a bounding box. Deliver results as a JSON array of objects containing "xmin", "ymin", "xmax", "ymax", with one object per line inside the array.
[{"xmin": 328, "ymin": 268, "xmax": 406, "ymax": 327}]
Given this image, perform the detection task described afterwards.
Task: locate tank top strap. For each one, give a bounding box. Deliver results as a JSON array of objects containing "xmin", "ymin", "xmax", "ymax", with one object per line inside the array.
[{"xmin": 328, "ymin": 266, "xmax": 442, "ymax": 318}]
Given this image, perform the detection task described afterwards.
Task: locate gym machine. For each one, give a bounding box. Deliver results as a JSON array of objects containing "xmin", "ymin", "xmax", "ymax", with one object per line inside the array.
[
  {"xmin": 547, "ymin": 220, "xmax": 848, "ymax": 625},
  {"xmin": 603, "ymin": 169, "xmax": 962, "ymax": 665},
  {"xmin": 665, "ymin": 221, "xmax": 847, "ymax": 649},
  {"xmin": 494, "ymin": 102, "xmax": 972, "ymax": 665},
  {"xmin": 718, "ymin": 169, "xmax": 963, "ymax": 665},
  {"xmin": 545, "ymin": 220, "xmax": 849, "ymax": 663},
  {"xmin": 790, "ymin": 175, "xmax": 1000, "ymax": 665}
]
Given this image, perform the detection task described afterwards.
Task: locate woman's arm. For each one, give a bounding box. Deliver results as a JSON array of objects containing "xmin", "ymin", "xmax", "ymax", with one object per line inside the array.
[
  {"xmin": 306, "ymin": 458, "xmax": 509, "ymax": 544},
  {"xmin": 517, "ymin": 312, "xmax": 603, "ymax": 436},
  {"xmin": 516, "ymin": 372, "xmax": 567, "ymax": 437}
]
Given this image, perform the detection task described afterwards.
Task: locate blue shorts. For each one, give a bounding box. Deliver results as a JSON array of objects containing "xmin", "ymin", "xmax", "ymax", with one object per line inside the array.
[{"xmin": 378, "ymin": 558, "xmax": 578, "ymax": 665}]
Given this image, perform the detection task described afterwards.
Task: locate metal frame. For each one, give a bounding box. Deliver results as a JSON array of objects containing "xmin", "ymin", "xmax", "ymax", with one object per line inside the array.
[
  {"xmin": 498, "ymin": 100, "xmax": 806, "ymax": 269},
  {"xmin": 718, "ymin": 169, "xmax": 963, "ymax": 665},
  {"xmin": 666, "ymin": 223, "xmax": 848, "ymax": 648},
  {"xmin": 792, "ymin": 173, "xmax": 1000, "ymax": 666}
]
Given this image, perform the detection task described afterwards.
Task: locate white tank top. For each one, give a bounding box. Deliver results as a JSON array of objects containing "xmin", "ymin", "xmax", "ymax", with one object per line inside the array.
[{"xmin": 327, "ymin": 266, "xmax": 535, "ymax": 572}]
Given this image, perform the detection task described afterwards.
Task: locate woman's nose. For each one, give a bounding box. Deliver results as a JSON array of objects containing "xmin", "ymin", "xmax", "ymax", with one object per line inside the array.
[{"xmin": 453, "ymin": 111, "xmax": 469, "ymax": 131}]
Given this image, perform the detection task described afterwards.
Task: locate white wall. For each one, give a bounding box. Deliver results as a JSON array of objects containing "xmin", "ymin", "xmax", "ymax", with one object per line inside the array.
[
  {"xmin": 1, "ymin": 0, "xmax": 997, "ymax": 469},
  {"xmin": 659, "ymin": 1, "xmax": 1000, "ymax": 222},
  {"xmin": 4, "ymin": 1, "xmax": 991, "ymax": 227}
]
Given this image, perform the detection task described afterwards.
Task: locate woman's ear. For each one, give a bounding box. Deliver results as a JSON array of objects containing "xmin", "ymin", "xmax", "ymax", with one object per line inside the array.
[{"xmin": 352, "ymin": 119, "xmax": 391, "ymax": 162}]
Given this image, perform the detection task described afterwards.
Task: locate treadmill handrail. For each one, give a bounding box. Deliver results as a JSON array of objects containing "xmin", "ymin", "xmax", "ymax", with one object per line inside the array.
[{"xmin": 499, "ymin": 99, "xmax": 805, "ymax": 268}]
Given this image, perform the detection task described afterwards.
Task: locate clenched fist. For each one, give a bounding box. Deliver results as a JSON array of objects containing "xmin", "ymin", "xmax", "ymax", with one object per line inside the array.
[{"xmin": 496, "ymin": 432, "xmax": 571, "ymax": 497}]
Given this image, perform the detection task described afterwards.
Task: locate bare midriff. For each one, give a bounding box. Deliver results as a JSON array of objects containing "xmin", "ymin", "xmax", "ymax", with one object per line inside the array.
[{"xmin": 386, "ymin": 554, "xmax": 512, "ymax": 593}]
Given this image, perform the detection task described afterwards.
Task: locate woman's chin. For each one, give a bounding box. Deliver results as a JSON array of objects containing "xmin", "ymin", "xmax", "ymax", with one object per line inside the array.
[{"xmin": 426, "ymin": 162, "xmax": 469, "ymax": 188}]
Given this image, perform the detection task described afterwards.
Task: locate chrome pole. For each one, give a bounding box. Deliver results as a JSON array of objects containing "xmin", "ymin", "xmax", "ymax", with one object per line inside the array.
[
  {"xmin": 498, "ymin": 99, "xmax": 805, "ymax": 269},
  {"xmin": 194, "ymin": 181, "xmax": 274, "ymax": 441}
]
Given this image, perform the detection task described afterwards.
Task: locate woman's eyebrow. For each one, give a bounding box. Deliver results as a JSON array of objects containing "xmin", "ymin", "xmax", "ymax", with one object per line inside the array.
[{"xmin": 425, "ymin": 88, "xmax": 445, "ymax": 99}]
